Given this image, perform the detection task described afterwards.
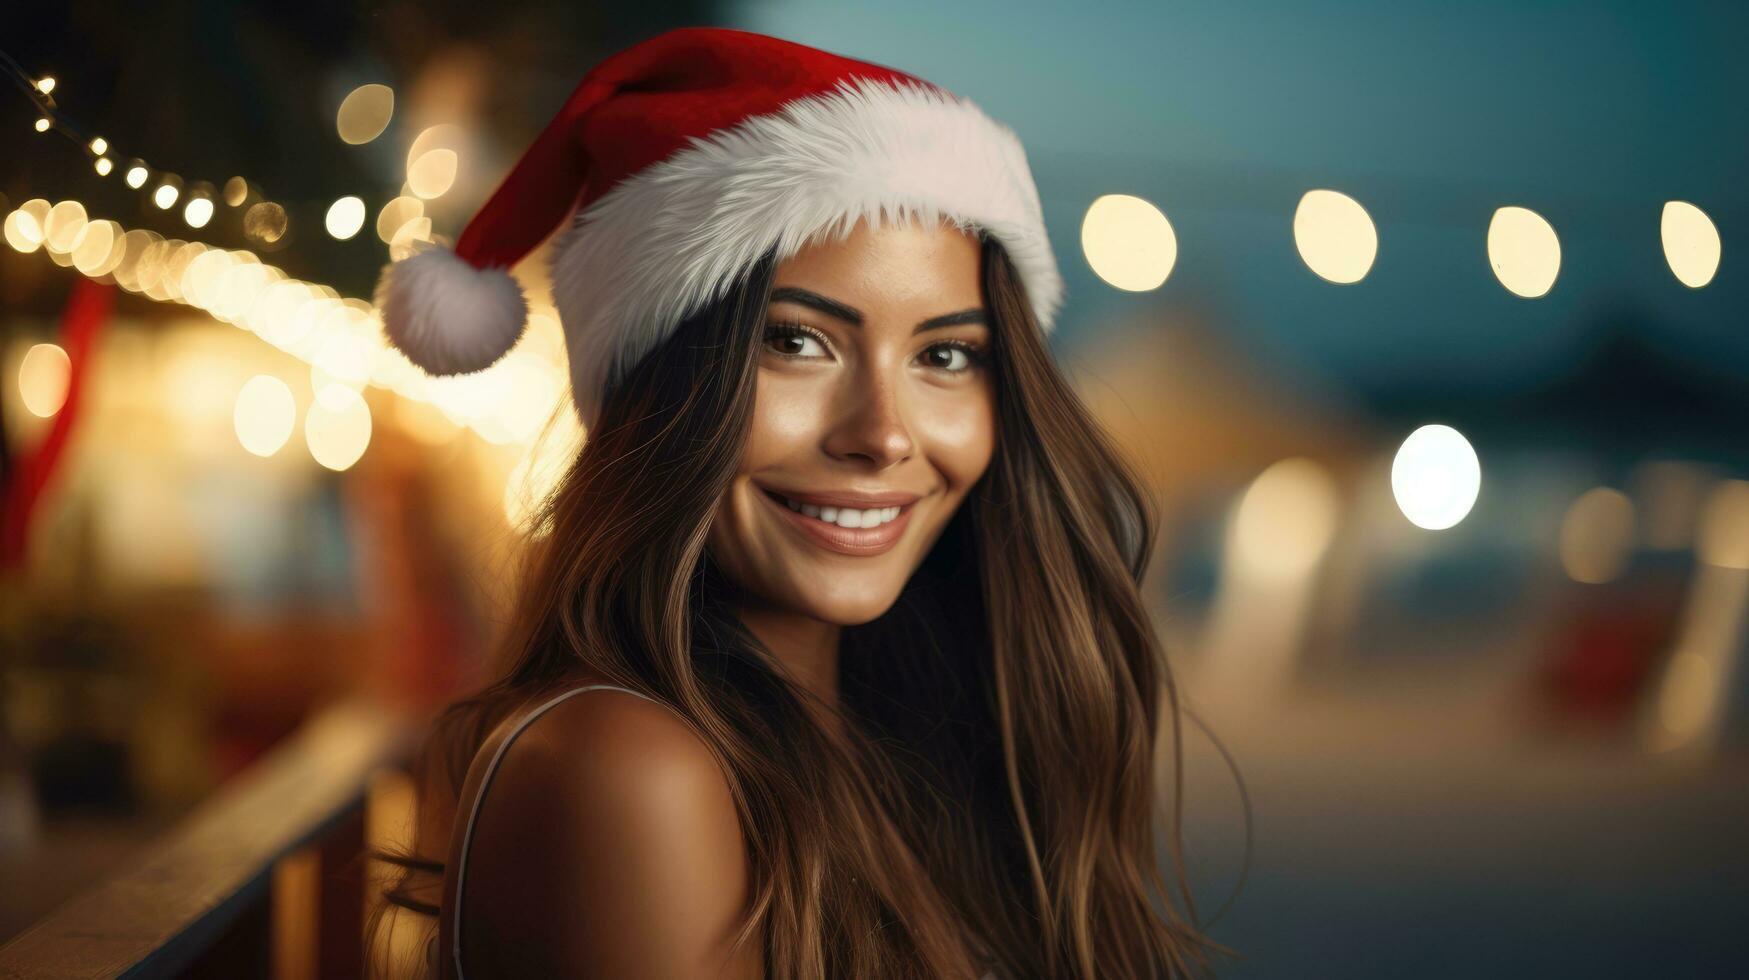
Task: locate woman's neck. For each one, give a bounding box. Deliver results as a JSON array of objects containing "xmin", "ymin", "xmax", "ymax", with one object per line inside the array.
[{"xmin": 732, "ymin": 601, "xmax": 843, "ymax": 729}]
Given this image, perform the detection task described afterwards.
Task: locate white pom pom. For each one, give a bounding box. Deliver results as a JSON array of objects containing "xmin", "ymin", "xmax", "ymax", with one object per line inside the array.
[{"xmin": 374, "ymin": 244, "xmax": 528, "ymax": 375}]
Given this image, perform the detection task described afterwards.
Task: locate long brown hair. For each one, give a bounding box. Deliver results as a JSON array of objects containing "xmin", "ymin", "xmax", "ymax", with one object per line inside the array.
[{"xmin": 368, "ymin": 230, "xmax": 1236, "ymax": 978}]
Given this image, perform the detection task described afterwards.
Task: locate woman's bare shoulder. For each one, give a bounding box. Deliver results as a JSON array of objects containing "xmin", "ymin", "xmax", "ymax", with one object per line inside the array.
[{"xmin": 457, "ymin": 686, "xmax": 758, "ymax": 977}]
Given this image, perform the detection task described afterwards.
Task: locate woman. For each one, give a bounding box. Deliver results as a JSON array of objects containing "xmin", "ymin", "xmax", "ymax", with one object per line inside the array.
[{"xmin": 369, "ymin": 27, "xmax": 1232, "ymax": 979}]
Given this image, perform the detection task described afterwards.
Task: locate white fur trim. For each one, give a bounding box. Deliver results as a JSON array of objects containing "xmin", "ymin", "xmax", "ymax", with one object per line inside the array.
[
  {"xmin": 375, "ymin": 243, "xmax": 528, "ymax": 376},
  {"xmin": 549, "ymin": 75, "xmax": 1063, "ymax": 429}
]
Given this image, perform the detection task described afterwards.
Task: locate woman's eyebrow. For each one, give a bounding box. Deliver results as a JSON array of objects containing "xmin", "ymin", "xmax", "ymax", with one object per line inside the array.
[{"xmin": 768, "ymin": 286, "xmax": 987, "ymax": 335}]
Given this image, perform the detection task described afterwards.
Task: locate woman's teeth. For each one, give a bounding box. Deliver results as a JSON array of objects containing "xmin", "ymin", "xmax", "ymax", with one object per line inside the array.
[{"xmin": 779, "ymin": 495, "xmax": 902, "ymax": 529}]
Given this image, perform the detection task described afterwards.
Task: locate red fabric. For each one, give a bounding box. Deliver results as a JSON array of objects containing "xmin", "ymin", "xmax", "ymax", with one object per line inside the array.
[
  {"xmin": 454, "ymin": 27, "xmax": 933, "ymax": 271},
  {"xmin": 1, "ymin": 277, "xmax": 113, "ymax": 569}
]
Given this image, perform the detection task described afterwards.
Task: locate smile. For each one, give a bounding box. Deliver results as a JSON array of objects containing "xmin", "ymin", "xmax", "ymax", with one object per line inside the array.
[{"xmin": 755, "ymin": 485, "xmax": 918, "ymax": 557}]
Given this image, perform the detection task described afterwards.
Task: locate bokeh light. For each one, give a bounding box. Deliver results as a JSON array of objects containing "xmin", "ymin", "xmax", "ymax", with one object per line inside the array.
[
  {"xmin": 1293, "ymin": 189, "xmax": 1378, "ymax": 284},
  {"xmin": 335, "ymin": 84, "xmax": 395, "ymax": 145},
  {"xmin": 1559, "ymin": 487, "xmax": 1635, "ymax": 584},
  {"xmin": 1487, "ymin": 206, "xmax": 1560, "ymax": 298},
  {"xmin": 1229, "ymin": 457, "xmax": 1342, "ymax": 582},
  {"xmin": 325, "ymin": 196, "xmax": 366, "ymax": 240},
  {"xmin": 304, "ymin": 384, "xmax": 372, "ymax": 470},
  {"xmin": 183, "ymin": 196, "xmax": 214, "ymax": 229},
  {"xmin": 1660, "ymin": 201, "xmax": 1721, "ymax": 289},
  {"xmin": 1391, "ymin": 424, "xmax": 1481, "ymax": 530},
  {"xmin": 375, "ymin": 196, "xmax": 424, "ymax": 243},
  {"xmin": 244, "ymin": 201, "xmax": 289, "ymax": 245},
  {"xmin": 19, "ymin": 342, "xmax": 73, "ymax": 418},
  {"xmin": 1080, "ymin": 193, "xmax": 1177, "ymax": 291},
  {"xmin": 233, "ymin": 374, "xmax": 297, "ymax": 457},
  {"xmin": 407, "ymin": 149, "xmax": 458, "ymax": 200}
]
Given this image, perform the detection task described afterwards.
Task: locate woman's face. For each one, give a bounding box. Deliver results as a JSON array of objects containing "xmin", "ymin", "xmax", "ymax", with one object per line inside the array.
[{"xmin": 706, "ymin": 216, "xmax": 996, "ymax": 625}]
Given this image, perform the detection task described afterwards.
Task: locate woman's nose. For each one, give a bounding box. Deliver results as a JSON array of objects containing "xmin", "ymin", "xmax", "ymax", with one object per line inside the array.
[{"xmin": 822, "ymin": 363, "xmax": 914, "ymax": 469}]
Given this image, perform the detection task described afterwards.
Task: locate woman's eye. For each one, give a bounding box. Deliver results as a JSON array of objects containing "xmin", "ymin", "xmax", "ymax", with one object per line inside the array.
[
  {"xmin": 763, "ymin": 324, "xmax": 829, "ymax": 359},
  {"xmin": 920, "ymin": 342, "xmax": 984, "ymax": 374}
]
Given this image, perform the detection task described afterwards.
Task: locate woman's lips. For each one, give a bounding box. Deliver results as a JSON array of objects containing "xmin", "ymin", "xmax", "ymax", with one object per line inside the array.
[{"xmin": 757, "ymin": 487, "xmax": 914, "ymax": 557}]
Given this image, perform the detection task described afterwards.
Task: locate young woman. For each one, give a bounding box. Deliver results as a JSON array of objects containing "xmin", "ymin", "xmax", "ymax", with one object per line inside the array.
[{"xmin": 369, "ymin": 27, "xmax": 1232, "ymax": 979}]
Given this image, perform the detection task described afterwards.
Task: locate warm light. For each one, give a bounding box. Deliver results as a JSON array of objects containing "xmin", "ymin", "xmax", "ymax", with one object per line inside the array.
[
  {"xmin": 375, "ymin": 196, "xmax": 424, "ymax": 243},
  {"xmin": 1080, "ymin": 193, "xmax": 1177, "ymax": 291},
  {"xmin": 43, "ymin": 200, "xmax": 88, "ymax": 253},
  {"xmin": 1657, "ymin": 650, "xmax": 1715, "ymax": 742},
  {"xmin": 1391, "ymin": 424, "xmax": 1481, "ymax": 531},
  {"xmin": 71, "ymin": 219, "xmax": 120, "ymax": 276},
  {"xmin": 1559, "ymin": 487, "xmax": 1635, "ymax": 584},
  {"xmin": 1293, "ymin": 189, "xmax": 1377, "ymax": 284},
  {"xmin": 1487, "ymin": 206, "xmax": 1560, "ymax": 298},
  {"xmin": 125, "ymin": 163, "xmax": 149, "ymax": 188},
  {"xmin": 387, "ymin": 217, "xmax": 432, "ymax": 261},
  {"xmin": 35, "ymin": 77, "xmax": 56, "ymax": 95},
  {"xmin": 325, "ymin": 196, "xmax": 366, "ymax": 240},
  {"xmin": 1696, "ymin": 479, "xmax": 1749, "ymax": 570},
  {"xmin": 19, "ymin": 343, "xmax": 73, "ymax": 418},
  {"xmin": 1660, "ymin": 201, "xmax": 1721, "ymax": 289},
  {"xmin": 407, "ymin": 149, "xmax": 458, "ymax": 200},
  {"xmin": 233, "ymin": 374, "xmax": 297, "ymax": 457},
  {"xmin": 89, "ymin": 136, "xmax": 108, "ymax": 156},
  {"xmin": 184, "ymin": 197, "xmax": 214, "ymax": 229},
  {"xmin": 153, "ymin": 183, "xmax": 180, "ymax": 209},
  {"xmin": 224, "ymin": 176, "xmax": 249, "ymax": 207},
  {"xmin": 305, "ymin": 384, "xmax": 372, "ymax": 470},
  {"xmin": 34, "ymin": 117, "xmax": 51, "ymax": 133},
  {"xmin": 336, "ymin": 83, "xmax": 395, "ymax": 145},
  {"xmin": 4, "ymin": 209, "xmax": 45, "ymax": 253},
  {"xmin": 94, "ymin": 157, "xmax": 113, "ymax": 176},
  {"xmin": 1228, "ymin": 458, "xmax": 1341, "ymax": 583},
  {"xmin": 244, "ymin": 201, "xmax": 288, "ymax": 244}
]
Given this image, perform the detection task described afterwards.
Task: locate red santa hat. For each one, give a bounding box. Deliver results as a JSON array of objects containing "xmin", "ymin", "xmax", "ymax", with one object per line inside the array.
[{"xmin": 375, "ymin": 26, "xmax": 1064, "ymax": 430}]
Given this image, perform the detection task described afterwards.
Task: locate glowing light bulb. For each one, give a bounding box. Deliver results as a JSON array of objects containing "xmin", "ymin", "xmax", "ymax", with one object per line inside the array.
[
  {"xmin": 34, "ymin": 117, "xmax": 50, "ymax": 133},
  {"xmin": 94, "ymin": 157, "xmax": 113, "ymax": 176},
  {"xmin": 1391, "ymin": 424, "xmax": 1481, "ymax": 531},
  {"xmin": 153, "ymin": 183, "xmax": 180, "ymax": 210},
  {"xmin": 35, "ymin": 77, "xmax": 56, "ymax": 95},
  {"xmin": 125, "ymin": 163, "xmax": 149, "ymax": 188},
  {"xmin": 184, "ymin": 197, "xmax": 214, "ymax": 229},
  {"xmin": 325, "ymin": 196, "xmax": 366, "ymax": 240},
  {"xmin": 89, "ymin": 137, "xmax": 108, "ymax": 156}
]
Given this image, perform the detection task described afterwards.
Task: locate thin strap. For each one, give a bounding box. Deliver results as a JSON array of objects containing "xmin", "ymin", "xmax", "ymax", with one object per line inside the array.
[{"xmin": 452, "ymin": 683, "xmax": 659, "ymax": 980}]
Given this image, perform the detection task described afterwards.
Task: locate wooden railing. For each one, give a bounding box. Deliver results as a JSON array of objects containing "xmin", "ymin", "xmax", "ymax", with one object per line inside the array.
[{"xmin": 0, "ymin": 700, "xmax": 423, "ymax": 979}]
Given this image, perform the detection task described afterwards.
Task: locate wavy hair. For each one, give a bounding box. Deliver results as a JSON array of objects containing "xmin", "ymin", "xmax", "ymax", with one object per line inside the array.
[{"xmin": 367, "ymin": 231, "xmax": 1239, "ymax": 978}]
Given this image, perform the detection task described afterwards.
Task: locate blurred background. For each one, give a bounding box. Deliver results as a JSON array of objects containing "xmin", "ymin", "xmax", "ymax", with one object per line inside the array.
[{"xmin": 2, "ymin": 1, "xmax": 1746, "ymax": 977}]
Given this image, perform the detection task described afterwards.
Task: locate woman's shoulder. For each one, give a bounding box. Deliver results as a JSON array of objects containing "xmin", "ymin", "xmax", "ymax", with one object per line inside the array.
[{"xmin": 451, "ymin": 679, "xmax": 755, "ymax": 976}]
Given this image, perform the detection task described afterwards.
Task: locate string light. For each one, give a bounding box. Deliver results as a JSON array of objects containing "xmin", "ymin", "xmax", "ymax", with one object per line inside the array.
[
  {"xmin": 184, "ymin": 196, "xmax": 214, "ymax": 229},
  {"xmin": 5, "ymin": 197, "xmax": 573, "ymax": 453},
  {"xmin": 4, "ymin": 59, "xmax": 279, "ymax": 249}
]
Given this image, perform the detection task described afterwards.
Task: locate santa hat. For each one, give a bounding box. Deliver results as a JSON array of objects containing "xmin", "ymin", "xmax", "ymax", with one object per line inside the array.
[{"xmin": 375, "ymin": 26, "xmax": 1064, "ymax": 430}]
